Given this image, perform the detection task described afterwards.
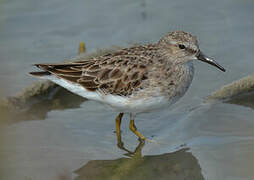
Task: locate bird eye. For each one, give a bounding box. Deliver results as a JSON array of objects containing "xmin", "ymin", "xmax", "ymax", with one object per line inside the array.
[{"xmin": 178, "ymin": 44, "xmax": 185, "ymax": 49}]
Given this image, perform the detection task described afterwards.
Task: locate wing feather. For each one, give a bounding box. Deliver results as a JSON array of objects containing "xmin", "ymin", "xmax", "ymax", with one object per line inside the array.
[{"xmin": 31, "ymin": 44, "xmax": 156, "ymax": 96}]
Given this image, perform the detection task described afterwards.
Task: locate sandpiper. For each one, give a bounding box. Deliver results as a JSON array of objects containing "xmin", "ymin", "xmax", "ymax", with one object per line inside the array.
[{"xmin": 30, "ymin": 31, "xmax": 225, "ymax": 144}]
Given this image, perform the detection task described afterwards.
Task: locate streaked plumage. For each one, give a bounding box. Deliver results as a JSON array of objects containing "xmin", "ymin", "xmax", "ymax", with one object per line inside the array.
[{"xmin": 30, "ymin": 31, "xmax": 225, "ymax": 142}]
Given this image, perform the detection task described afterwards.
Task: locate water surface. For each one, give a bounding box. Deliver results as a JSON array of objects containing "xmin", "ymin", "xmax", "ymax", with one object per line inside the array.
[{"xmin": 1, "ymin": 0, "xmax": 254, "ymax": 179}]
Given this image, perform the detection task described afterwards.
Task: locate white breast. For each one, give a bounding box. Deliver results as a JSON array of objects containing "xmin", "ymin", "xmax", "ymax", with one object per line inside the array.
[{"xmin": 174, "ymin": 61, "xmax": 195, "ymax": 99}]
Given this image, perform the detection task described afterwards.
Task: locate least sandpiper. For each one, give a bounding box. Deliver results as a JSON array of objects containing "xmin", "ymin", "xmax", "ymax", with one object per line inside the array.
[{"xmin": 30, "ymin": 31, "xmax": 225, "ymax": 144}]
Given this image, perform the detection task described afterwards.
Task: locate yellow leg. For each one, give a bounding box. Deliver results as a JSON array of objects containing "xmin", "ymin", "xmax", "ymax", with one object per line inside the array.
[
  {"xmin": 115, "ymin": 113, "xmax": 124, "ymax": 147},
  {"xmin": 78, "ymin": 42, "xmax": 86, "ymax": 54},
  {"xmin": 129, "ymin": 116, "xmax": 146, "ymax": 141},
  {"xmin": 115, "ymin": 113, "xmax": 146, "ymax": 155}
]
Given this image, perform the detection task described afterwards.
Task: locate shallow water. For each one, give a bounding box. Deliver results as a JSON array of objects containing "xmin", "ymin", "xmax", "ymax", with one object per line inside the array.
[{"xmin": 1, "ymin": 0, "xmax": 254, "ymax": 179}]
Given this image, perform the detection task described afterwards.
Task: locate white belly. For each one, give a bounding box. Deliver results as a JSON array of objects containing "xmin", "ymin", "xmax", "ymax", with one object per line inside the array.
[
  {"xmin": 39, "ymin": 75, "xmax": 169, "ymax": 114},
  {"xmin": 172, "ymin": 62, "xmax": 194, "ymax": 101}
]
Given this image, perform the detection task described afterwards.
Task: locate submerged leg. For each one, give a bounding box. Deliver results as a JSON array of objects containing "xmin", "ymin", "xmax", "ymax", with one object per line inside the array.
[
  {"xmin": 131, "ymin": 139, "xmax": 145, "ymax": 158},
  {"xmin": 123, "ymin": 139, "xmax": 145, "ymax": 158},
  {"xmin": 129, "ymin": 114, "xmax": 146, "ymax": 141},
  {"xmin": 115, "ymin": 113, "xmax": 124, "ymax": 148}
]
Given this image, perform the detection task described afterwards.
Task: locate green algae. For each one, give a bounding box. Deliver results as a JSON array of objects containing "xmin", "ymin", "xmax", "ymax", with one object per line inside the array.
[{"xmin": 74, "ymin": 148, "xmax": 204, "ymax": 180}]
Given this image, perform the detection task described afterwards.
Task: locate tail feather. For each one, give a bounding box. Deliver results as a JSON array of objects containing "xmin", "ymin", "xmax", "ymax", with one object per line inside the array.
[
  {"xmin": 34, "ymin": 63, "xmax": 83, "ymax": 69},
  {"xmin": 29, "ymin": 71, "xmax": 51, "ymax": 77},
  {"xmin": 30, "ymin": 63, "xmax": 82, "ymax": 82},
  {"xmin": 34, "ymin": 64, "xmax": 53, "ymax": 71},
  {"xmin": 30, "ymin": 64, "xmax": 54, "ymax": 77}
]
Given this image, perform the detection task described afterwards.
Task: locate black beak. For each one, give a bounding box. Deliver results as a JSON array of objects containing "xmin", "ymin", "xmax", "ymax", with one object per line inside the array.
[{"xmin": 196, "ymin": 51, "xmax": 226, "ymax": 72}]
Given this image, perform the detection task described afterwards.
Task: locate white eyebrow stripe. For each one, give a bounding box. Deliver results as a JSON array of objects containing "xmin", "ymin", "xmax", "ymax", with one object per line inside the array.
[
  {"xmin": 170, "ymin": 41, "xmax": 178, "ymax": 45},
  {"xmin": 170, "ymin": 41, "xmax": 198, "ymax": 53}
]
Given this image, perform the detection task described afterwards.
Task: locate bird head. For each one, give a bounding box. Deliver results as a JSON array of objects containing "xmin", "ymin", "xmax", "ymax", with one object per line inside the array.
[{"xmin": 158, "ymin": 31, "xmax": 225, "ymax": 72}]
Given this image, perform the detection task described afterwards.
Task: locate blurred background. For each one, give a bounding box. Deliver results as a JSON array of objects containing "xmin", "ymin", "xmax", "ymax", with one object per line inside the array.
[{"xmin": 0, "ymin": 0, "xmax": 254, "ymax": 179}]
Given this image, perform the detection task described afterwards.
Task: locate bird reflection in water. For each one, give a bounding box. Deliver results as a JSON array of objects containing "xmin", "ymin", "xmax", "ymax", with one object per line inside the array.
[{"xmin": 74, "ymin": 141, "xmax": 205, "ymax": 180}]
